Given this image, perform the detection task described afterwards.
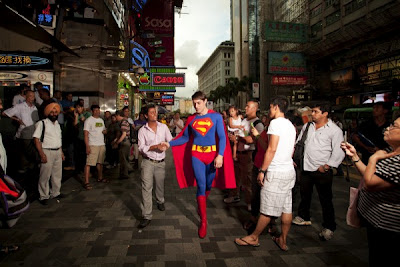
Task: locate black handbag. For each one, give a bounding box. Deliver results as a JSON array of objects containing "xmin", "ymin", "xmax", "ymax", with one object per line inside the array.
[{"xmin": 293, "ymin": 122, "xmax": 311, "ymax": 170}]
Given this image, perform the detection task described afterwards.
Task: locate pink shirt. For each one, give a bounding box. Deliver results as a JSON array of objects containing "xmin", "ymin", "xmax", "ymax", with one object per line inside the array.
[{"xmin": 138, "ymin": 121, "xmax": 173, "ymax": 160}]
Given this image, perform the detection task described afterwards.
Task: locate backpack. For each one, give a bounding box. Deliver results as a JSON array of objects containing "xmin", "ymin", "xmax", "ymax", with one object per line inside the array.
[{"xmin": 0, "ymin": 164, "xmax": 30, "ymax": 228}]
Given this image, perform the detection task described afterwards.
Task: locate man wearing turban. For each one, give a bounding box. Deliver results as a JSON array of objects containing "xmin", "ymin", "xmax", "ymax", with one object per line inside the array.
[{"xmin": 33, "ymin": 102, "xmax": 65, "ymax": 205}]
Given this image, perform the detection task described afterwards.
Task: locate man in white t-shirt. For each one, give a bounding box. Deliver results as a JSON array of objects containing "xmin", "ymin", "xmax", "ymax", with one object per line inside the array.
[
  {"xmin": 235, "ymin": 95, "xmax": 296, "ymax": 251},
  {"xmin": 83, "ymin": 105, "xmax": 107, "ymax": 190}
]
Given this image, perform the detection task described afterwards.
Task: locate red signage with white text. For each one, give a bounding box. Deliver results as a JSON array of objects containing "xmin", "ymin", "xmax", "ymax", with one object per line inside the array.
[
  {"xmin": 151, "ymin": 73, "xmax": 185, "ymax": 87},
  {"xmin": 272, "ymin": 75, "xmax": 307, "ymax": 85}
]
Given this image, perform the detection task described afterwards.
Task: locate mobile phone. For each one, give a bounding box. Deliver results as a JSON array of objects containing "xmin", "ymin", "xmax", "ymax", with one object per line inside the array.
[{"xmin": 344, "ymin": 131, "xmax": 347, "ymax": 143}]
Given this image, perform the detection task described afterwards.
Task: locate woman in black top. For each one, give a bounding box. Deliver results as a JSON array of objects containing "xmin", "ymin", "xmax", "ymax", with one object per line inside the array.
[{"xmin": 341, "ymin": 116, "xmax": 400, "ymax": 267}]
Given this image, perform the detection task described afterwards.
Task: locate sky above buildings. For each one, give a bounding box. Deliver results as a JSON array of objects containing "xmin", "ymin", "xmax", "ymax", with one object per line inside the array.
[{"xmin": 174, "ymin": 0, "xmax": 230, "ymax": 98}]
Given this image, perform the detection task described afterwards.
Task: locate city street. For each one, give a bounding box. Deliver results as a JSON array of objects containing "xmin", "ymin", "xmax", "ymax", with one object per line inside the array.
[{"xmin": 0, "ymin": 151, "xmax": 368, "ymax": 266}]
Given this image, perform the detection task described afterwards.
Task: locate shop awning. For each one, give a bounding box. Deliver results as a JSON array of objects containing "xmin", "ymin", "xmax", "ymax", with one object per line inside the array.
[{"xmin": 0, "ymin": 2, "xmax": 79, "ymax": 57}]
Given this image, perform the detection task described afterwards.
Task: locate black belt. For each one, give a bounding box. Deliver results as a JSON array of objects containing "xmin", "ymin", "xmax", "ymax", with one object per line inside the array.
[
  {"xmin": 143, "ymin": 157, "xmax": 165, "ymax": 163},
  {"xmin": 44, "ymin": 148, "xmax": 60, "ymax": 151},
  {"xmin": 237, "ymin": 150, "xmax": 252, "ymax": 154}
]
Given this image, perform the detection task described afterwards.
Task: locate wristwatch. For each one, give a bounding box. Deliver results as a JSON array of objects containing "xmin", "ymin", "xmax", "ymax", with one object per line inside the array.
[{"xmin": 259, "ymin": 168, "xmax": 267, "ymax": 174}]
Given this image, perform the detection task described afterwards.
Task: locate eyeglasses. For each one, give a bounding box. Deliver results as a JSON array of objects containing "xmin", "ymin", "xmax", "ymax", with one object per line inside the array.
[{"xmin": 383, "ymin": 124, "xmax": 400, "ymax": 133}]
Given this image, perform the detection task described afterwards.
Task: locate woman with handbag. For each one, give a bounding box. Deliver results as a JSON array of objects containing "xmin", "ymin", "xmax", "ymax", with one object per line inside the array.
[{"xmin": 341, "ymin": 115, "xmax": 400, "ymax": 267}]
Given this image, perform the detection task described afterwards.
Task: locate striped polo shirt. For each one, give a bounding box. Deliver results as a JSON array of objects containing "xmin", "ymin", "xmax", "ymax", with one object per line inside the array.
[{"xmin": 358, "ymin": 154, "xmax": 400, "ymax": 232}]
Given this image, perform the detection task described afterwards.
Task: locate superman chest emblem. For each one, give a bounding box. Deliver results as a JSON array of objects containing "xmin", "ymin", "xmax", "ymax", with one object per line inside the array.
[{"xmin": 192, "ymin": 118, "xmax": 214, "ymax": 136}]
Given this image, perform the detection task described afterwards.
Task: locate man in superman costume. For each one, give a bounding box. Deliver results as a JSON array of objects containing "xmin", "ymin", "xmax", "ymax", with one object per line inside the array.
[{"xmin": 163, "ymin": 91, "xmax": 236, "ymax": 238}]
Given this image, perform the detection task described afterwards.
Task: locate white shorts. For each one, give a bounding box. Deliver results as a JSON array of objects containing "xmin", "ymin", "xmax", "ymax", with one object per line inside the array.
[{"xmin": 260, "ymin": 169, "xmax": 296, "ymax": 217}]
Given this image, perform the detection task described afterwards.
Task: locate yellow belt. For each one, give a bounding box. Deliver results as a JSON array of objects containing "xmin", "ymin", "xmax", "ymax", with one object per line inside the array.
[{"xmin": 192, "ymin": 145, "xmax": 216, "ymax": 153}]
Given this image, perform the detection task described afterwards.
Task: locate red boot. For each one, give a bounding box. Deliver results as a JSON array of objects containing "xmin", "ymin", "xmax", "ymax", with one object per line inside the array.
[
  {"xmin": 197, "ymin": 196, "xmax": 207, "ymax": 239},
  {"xmin": 197, "ymin": 191, "xmax": 210, "ymax": 216}
]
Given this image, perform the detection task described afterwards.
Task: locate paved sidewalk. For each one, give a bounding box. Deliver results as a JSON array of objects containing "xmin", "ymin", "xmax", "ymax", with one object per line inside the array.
[{"xmin": 0, "ymin": 152, "xmax": 368, "ymax": 266}]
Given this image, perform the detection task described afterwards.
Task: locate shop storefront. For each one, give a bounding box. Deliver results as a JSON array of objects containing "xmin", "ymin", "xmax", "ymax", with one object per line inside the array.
[
  {"xmin": 0, "ymin": 52, "xmax": 54, "ymax": 109},
  {"xmin": 117, "ymin": 72, "xmax": 145, "ymax": 118}
]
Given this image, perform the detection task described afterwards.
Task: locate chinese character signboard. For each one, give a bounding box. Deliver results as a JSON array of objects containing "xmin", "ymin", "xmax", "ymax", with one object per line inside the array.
[
  {"xmin": 37, "ymin": 14, "xmax": 55, "ymax": 28},
  {"xmin": 151, "ymin": 73, "xmax": 185, "ymax": 87},
  {"xmin": 0, "ymin": 53, "xmax": 52, "ymax": 70},
  {"xmin": 272, "ymin": 76, "xmax": 307, "ymax": 85},
  {"xmin": 265, "ymin": 21, "xmax": 308, "ymax": 43},
  {"xmin": 161, "ymin": 94, "xmax": 174, "ymax": 105},
  {"xmin": 268, "ymin": 52, "xmax": 307, "ymax": 75}
]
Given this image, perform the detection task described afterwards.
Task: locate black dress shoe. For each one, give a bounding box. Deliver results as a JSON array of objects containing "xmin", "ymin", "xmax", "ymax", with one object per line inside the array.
[
  {"xmin": 138, "ymin": 219, "xmax": 151, "ymax": 228},
  {"xmin": 39, "ymin": 199, "xmax": 49, "ymax": 206},
  {"xmin": 157, "ymin": 203, "xmax": 165, "ymax": 211}
]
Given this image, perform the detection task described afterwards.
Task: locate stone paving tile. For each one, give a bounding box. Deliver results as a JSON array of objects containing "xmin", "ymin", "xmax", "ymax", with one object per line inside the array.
[{"xmin": 0, "ymin": 152, "xmax": 369, "ymax": 266}]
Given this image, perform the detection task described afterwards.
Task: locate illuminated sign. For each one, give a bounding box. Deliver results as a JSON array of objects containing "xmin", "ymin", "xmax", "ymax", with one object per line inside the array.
[
  {"xmin": 37, "ymin": 14, "xmax": 54, "ymax": 28},
  {"xmin": 132, "ymin": 0, "xmax": 148, "ymax": 12},
  {"xmin": 130, "ymin": 41, "xmax": 151, "ymax": 72},
  {"xmin": 151, "ymin": 73, "xmax": 185, "ymax": 87},
  {"xmin": 0, "ymin": 53, "xmax": 52, "ymax": 70},
  {"xmin": 0, "ymin": 72, "xmax": 28, "ymax": 80},
  {"xmin": 139, "ymin": 67, "xmax": 176, "ymax": 92},
  {"xmin": 272, "ymin": 76, "xmax": 307, "ymax": 85},
  {"xmin": 161, "ymin": 94, "xmax": 174, "ymax": 105}
]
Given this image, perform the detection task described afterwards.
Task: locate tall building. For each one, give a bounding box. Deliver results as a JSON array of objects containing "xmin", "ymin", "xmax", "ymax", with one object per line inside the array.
[
  {"xmin": 257, "ymin": 0, "xmax": 400, "ymax": 109},
  {"xmin": 196, "ymin": 41, "xmax": 235, "ymax": 97},
  {"xmin": 305, "ymin": 0, "xmax": 400, "ymax": 105}
]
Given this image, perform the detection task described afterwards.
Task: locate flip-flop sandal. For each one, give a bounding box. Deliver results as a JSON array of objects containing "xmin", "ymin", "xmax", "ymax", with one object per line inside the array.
[
  {"xmin": 272, "ymin": 236, "xmax": 289, "ymax": 251},
  {"xmin": 83, "ymin": 183, "xmax": 93, "ymax": 190},
  {"xmin": 234, "ymin": 238, "xmax": 260, "ymax": 247},
  {"xmin": 0, "ymin": 245, "xmax": 19, "ymax": 254}
]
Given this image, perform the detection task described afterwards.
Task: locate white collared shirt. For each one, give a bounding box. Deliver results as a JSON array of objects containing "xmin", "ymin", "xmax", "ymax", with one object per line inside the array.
[
  {"xmin": 138, "ymin": 122, "xmax": 173, "ymax": 160},
  {"xmin": 298, "ymin": 119, "xmax": 345, "ymax": 171},
  {"xmin": 3, "ymin": 102, "xmax": 39, "ymax": 139},
  {"xmin": 33, "ymin": 119, "xmax": 62, "ymax": 149}
]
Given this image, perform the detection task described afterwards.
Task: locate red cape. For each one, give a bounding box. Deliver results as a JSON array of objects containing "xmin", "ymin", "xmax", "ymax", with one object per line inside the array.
[{"xmin": 171, "ymin": 110, "xmax": 236, "ymax": 189}]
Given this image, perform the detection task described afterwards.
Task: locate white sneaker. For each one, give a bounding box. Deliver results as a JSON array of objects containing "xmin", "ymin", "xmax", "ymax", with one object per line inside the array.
[
  {"xmin": 292, "ymin": 216, "xmax": 312, "ymax": 226},
  {"xmin": 319, "ymin": 228, "xmax": 334, "ymax": 240}
]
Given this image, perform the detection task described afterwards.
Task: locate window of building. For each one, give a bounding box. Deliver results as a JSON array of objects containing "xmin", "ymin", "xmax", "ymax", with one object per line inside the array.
[
  {"xmin": 344, "ymin": 0, "xmax": 366, "ymax": 16},
  {"xmin": 311, "ymin": 21, "xmax": 323, "ymax": 37},
  {"xmin": 326, "ymin": 10, "xmax": 341, "ymax": 26},
  {"xmin": 227, "ymin": 53, "xmax": 231, "ymax": 58},
  {"xmin": 224, "ymin": 53, "xmax": 227, "ymax": 58},
  {"xmin": 225, "ymin": 70, "xmax": 230, "ymax": 76},
  {"xmin": 225, "ymin": 61, "xmax": 230, "ymax": 67},
  {"xmin": 225, "ymin": 78, "xmax": 229, "ymax": 84},
  {"xmin": 310, "ymin": 4, "xmax": 322, "ymax": 18},
  {"xmin": 325, "ymin": 0, "xmax": 339, "ymax": 8}
]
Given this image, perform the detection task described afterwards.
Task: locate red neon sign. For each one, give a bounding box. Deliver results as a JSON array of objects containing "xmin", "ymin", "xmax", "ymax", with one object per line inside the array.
[{"xmin": 151, "ymin": 73, "xmax": 185, "ymax": 87}]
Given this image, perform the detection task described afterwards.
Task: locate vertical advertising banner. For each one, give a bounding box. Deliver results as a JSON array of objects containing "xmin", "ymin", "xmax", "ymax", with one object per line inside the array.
[{"xmin": 141, "ymin": 0, "xmax": 174, "ymax": 66}]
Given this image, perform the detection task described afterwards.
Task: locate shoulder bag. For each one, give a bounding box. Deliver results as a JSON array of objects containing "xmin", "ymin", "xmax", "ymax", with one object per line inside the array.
[{"xmin": 293, "ymin": 122, "xmax": 311, "ymax": 170}]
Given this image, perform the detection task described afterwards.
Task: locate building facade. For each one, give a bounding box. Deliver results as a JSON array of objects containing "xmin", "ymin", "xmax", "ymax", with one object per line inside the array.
[{"xmin": 196, "ymin": 41, "xmax": 235, "ymax": 97}]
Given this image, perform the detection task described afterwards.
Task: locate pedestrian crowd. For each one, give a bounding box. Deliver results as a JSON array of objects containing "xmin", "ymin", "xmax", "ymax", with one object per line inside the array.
[{"xmin": 0, "ymin": 87, "xmax": 398, "ymax": 266}]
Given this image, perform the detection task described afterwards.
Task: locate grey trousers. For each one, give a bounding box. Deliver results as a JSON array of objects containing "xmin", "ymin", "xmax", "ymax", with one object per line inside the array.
[
  {"xmin": 118, "ymin": 139, "xmax": 131, "ymax": 179},
  {"xmin": 140, "ymin": 158, "xmax": 165, "ymax": 220},
  {"xmin": 38, "ymin": 149, "xmax": 62, "ymax": 200}
]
